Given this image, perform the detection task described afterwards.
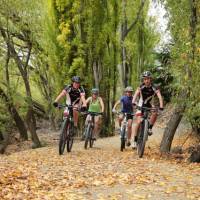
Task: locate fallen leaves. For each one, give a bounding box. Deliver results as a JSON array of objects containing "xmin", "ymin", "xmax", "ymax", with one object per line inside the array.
[{"xmin": 0, "ymin": 139, "xmax": 200, "ymax": 200}]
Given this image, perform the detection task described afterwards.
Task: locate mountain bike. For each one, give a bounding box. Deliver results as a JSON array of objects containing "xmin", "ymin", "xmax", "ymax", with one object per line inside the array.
[
  {"xmin": 57, "ymin": 104, "xmax": 77, "ymax": 155},
  {"xmin": 114, "ymin": 111, "xmax": 134, "ymax": 152},
  {"xmin": 136, "ymin": 106, "xmax": 158, "ymax": 158},
  {"xmin": 83, "ymin": 111, "xmax": 103, "ymax": 149}
]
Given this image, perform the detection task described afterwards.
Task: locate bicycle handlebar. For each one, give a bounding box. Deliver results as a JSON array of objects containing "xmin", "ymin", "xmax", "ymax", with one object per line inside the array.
[
  {"xmin": 57, "ymin": 104, "xmax": 79, "ymax": 111},
  {"xmin": 113, "ymin": 111, "xmax": 135, "ymax": 116},
  {"xmin": 135, "ymin": 105, "xmax": 158, "ymax": 112},
  {"xmin": 82, "ymin": 111, "xmax": 103, "ymax": 116}
]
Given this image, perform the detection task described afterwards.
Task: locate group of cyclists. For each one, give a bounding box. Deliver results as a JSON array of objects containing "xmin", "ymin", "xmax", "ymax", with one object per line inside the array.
[
  {"xmin": 53, "ymin": 76, "xmax": 104, "ymax": 140},
  {"xmin": 53, "ymin": 71, "xmax": 164, "ymax": 148}
]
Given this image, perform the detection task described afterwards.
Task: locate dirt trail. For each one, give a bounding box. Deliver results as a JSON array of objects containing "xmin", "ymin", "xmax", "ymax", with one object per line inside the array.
[{"xmin": 0, "ymin": 122, "xmax": 200, "ymax": 200}]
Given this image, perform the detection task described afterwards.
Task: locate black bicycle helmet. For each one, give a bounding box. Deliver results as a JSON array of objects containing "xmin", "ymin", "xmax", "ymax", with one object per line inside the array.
[
  {"xmin": 71, "ymin": 76, "xmax": 81, "ymax": 83},
  {"xmin": 124, "ymin": 86, "xmax": 133, "ymax": 92},
  {"xmin": 141, "ymin": 71, "xmax": 152, "ymax": 78},
  {"xmin": 91, "ymin": 88, "xmax": 99, "ymax": 94}
]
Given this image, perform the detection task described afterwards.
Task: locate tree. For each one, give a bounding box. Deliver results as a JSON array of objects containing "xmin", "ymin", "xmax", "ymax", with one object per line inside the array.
[{"xmin": 160, "ymin": 0, "xmax": 200, "ymax": 153}]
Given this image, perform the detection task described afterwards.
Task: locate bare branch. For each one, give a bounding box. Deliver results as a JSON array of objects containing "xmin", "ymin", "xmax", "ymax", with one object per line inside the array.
[{"xmin": 124, "ymin": 0, "xmax": 146, "ymax": 38}]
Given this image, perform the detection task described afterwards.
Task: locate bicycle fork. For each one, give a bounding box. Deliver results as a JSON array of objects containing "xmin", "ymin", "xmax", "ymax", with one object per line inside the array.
[{"xmin": 120, "ymin": 118, "xmax": 128, "ymax": 139}]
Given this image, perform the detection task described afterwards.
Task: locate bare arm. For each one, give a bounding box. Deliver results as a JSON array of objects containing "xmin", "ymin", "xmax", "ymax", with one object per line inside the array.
[
  {"xmin": 156, "ymin": 90, "xmax": 164, "ymax": 108},
  {"xmin": 132, "ymin": 88, "xmax": 140, "ymax": 104},
  {"xmin": 113, "ymin": 100, "xmax": 120, "ymax": 110},
  {"xmin": 85, "ymin": 97, "xmax": 91, "ymax": 105},
  {"xmin": 80, "ymin": 93, "xmax": 87, "ymax": 107},
  {"xmin": 99, "ymin": 97, "xmax": 104, "ymax": 112},
  {"xmin": 54, "ymin": 90, "xmax": 66, "ymax": 102}
]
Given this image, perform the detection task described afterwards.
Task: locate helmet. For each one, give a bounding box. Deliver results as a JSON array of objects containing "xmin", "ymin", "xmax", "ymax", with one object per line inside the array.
[
  {"xmin": 141, "ymin": 71, "xmax": 152, "ymax": 78},
  {"xmin": 125, "ymin": 86, "xmax": 133, "ymax": 92},
  {"xmin": 71, "ymin": 76, "xmax": 81, "ymax": 83},
  {"xmin": 91, "ymin": 88, "xmax": 99, "ymax": 94}
]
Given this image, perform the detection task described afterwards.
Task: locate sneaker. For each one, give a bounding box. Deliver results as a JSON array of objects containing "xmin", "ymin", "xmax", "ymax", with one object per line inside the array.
[
  {"xmin": 131, "ymin": 141, "xmax": 137, "ymax": 149},
  {"xmin": 126, "ymin": 140, "xmax": 131, "ymax": 147},
  {"xmin": 148, "ymin": 128, "xmax": 153, "ymax": 136}
]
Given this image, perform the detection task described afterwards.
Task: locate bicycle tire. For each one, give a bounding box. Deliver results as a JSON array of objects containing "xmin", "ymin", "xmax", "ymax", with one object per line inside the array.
[
  {"xmin": 89, "ymin": 131, "xmax": 94, "ymax": 148},
  {"xmin": 59, "ymin": 119, "xmax": 68, "ymax": 155},
  {"xmin": 66, "ymin": 122, "xmax": 74, "ymax": 152},
  {"xmin": 120, "ymin": 127, "xmax": 126, "ymax": 151},
  {"xmin": 137, "ymin": 120, "xmax": 148, "ymax": 158},
  {"xmin": 84, "ymin": 124, "xmax": 91, "ymax": 149}
]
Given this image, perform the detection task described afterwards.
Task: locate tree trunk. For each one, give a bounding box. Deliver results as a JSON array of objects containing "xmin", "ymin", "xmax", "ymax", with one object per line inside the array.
[
  {"xmin": 93, "ymin": 59, "xmax": 102, "ymax": 88},
  {"xmin": 0, "ymin": 132, "xmax": 4, "ymax": 141},
  {"xmin": 11, "ymin": 107, "xmax": 28, "ymax": 140},
  {"xmin": 0, "ymin": 87, "xmax": 28, "ymax": 140},
  {"xmin": 188, "ymin": 145, "xmax": 200, "ymax": 163},
  {"xmin": 0, "ymin": 132, "xmax": 9, "ymax": 154},
  {"xmin": 120, "ymin": 0, "xmax": 146, "ymax": 87},
  {"xmin": 0, "ymin": 26, "xmax": 41, "ymax": 147},
  {"xmin": 137, "ymin": 16, "xmax": 145, "ymax": 76},
  {"xmin": 160, "ymin": 0, "xmax": 197, "ymax": 154},
  {"xmin": 121, "ymin": 0, "xmax": 128, "ymax": 88},
  {"xmin": 160, "ymin": 106, "xmax": 185, "ymax": 153}
]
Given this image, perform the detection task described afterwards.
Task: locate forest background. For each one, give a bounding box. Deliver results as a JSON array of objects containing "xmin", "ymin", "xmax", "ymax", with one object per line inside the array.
[{"xmin": 0, "ymin": 0, "xmax": 200, "ymax": 158}]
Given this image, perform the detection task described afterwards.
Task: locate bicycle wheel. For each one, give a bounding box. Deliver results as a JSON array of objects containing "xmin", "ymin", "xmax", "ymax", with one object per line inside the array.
[
  {"xmin": 120, "ymin": 127, "xmax": 126, "ymax": 152},
  {"xmin": 59, "ymin": 119, "xmax": 68, "ymax": 155},
  {"xmin": 84, "ymin": 124, "xmax": 91, "ymax": 149},
  {"xmin": 89, "ymin": 128, "xmax": 94, "ymax": 148},
  {"xmin": 66, "ymin": 122, "xmax": 74, "ymax": 152},
  {"xmin": 137, "ymin": 120, "xmax": 148, "ymax": 158}
]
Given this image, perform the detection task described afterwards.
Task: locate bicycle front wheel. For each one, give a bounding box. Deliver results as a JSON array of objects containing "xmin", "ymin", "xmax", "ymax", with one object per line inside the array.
[
  {"xmin": 89, "ymin": 130, "xmax": 94, "ymax": 148},
  {"xmin": 66, "ymin": 122, "xmax": 74, "ymax": 152},
  {"xmin": 59, "ymin": 119, "xmax": 68, "ymax": 155},
  {"xmin": 84, "ymin": 124, "xmax": 91, "ymax": 149},
  {"xmin": 137, "ymin": 120, "xmax": 148, "ymax": 158},
  {"xmin": 120, "ymin": 127, "xmax": 126, "ymax": 152}
]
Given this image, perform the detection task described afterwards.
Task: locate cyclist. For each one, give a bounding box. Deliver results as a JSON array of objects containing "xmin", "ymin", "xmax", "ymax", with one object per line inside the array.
[
  {"xmin": 53, "ymin": 76, "xmax": 87, "ymax": 133},
  {"xmin": 85, "ymin": 88, "xmax": 104, "ymax": 140},
  {"xmin": 112, "ymin": 86, "xmax": 134, "ymax": 146},
  {"xmin": 132, "ymin": 71, "xmax": 164, "ymax": 148}
]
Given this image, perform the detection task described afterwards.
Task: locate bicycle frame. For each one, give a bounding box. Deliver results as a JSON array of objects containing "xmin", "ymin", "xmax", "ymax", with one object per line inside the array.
[
  {"xmin": 136, "ymin": 106, "xmax": 158, "ymax": 157},
  {"xmin": 116, "ymin": 112, "xmax": 134, "ymax": 151},
  {"xmin": 120, "ymin": 114, "xmax": 129, "ymax": 139},
  {"xmin": 58, "ymin": 104, "xmax": 77, "ymax": 154},
  {"xmin": 84, "ymin": 111, "xmax": 102, "ymax": 149}
]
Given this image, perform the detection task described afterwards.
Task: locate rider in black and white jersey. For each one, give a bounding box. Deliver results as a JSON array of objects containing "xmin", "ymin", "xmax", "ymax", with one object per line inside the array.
[
  {"xmin": 132, "ymin": 71, "xmax": 164, "ymax": 148},
  {"xmin": 53, "ymin": 76, "xmax": 87, "ymax": 132}
]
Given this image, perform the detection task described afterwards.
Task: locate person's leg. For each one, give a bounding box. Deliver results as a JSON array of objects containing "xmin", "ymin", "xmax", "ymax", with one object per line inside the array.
[
  {"xmin": 149, "ymin": 112, "xmax": 157, "ymax": 127},
  {"xmin": 73, "ymin": 109, "xmax": 78, "ymax": 127},
  {"xmin": 73, "ymin": 103, "xmax": 79, "ymax": 127},
  {"xmin": 148, "ymin": 112, "xmax": 157, "ymax": 135},
  {"xmin": 118, "ymin": 114, "xmax": 123, "ymax": 127},
  {"xmin": 93, "ymin": 116, "xmax": 101, "ymax": 139},
  {"xmin": 127, "ymin": 119, "xmax": 132, "ymax": 140},
  {"xmin": 81, "ymin": 114, "xmax": 89, "ymax": 140},
  {"xmin": 131, "ymin": 115, "xmax": 141, "ymax": 149},
  {"xmin": 133, "ymin": 112, "xmax": 141, "ymax": 138},
  {"xmin": 127, "ymin": 119, "xmax": 133, "ymax": 146}
]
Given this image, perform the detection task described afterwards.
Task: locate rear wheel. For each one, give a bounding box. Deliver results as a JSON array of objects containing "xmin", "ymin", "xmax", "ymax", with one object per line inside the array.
[
  {"xmin": 137, "ymin": 120, "xmax": 148, "ymax": 158},
  {"xmin": 120, "ymin": 127, "xmax": 126, "ymax": 151},
  {"xmin": 84, "ymin": 124, "xmax": 91, "ymax": 149},
  {"xmin": 59, "ymin": 119, "xmax": 68, "ymax": 155},
  {"xmin": 66, "ymin": 122, "xmax": 74, "ymax": 152}
]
